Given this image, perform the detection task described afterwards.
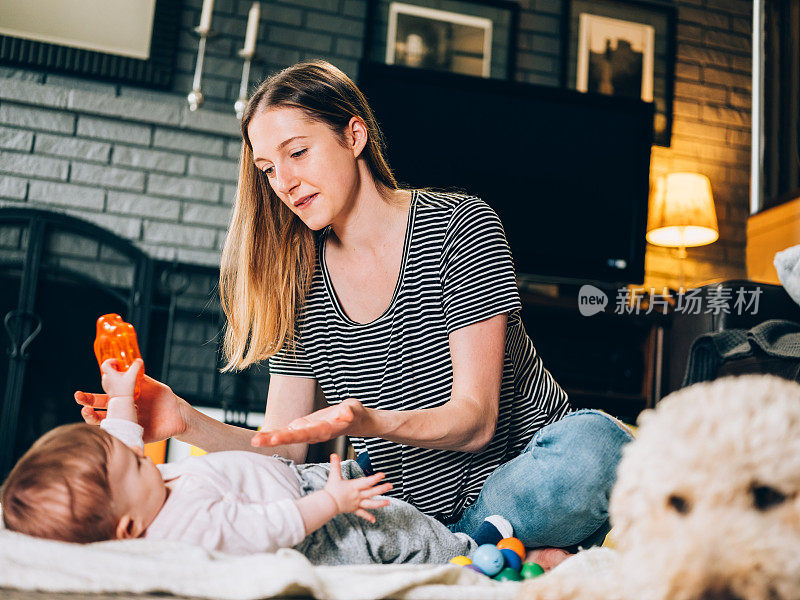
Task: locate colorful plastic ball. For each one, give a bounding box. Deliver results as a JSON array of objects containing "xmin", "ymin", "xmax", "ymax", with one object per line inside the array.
[
  {"xmin": 521, "ymin": 562, "xmax": 545, "ymax": 579},
  {"xmin": 500, "ymin": 548, "xmax": 522, "ymax": 571},
  {"xmin": 464, "ymin": 564, "xmax": 485, "ymax": 575},
  {"xmin": 494, "ymin": 567, "xmax": 523, "ymax": 582},
  {"xmin": 496, "ymin": 537, "xmax": 526, "ymax": 560},
  {"xmin": 449, "ymin": 555, "xmax": 472, "ymax": 566},
  {"xmin": 471, "ymin": 544, "xmax": 505, "ymax": 576}
]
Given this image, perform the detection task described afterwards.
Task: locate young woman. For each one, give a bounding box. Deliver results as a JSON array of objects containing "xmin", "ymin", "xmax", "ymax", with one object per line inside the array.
[{"xmin": 77, "ymin": 60, "xmax": 632, "ymax": 558}]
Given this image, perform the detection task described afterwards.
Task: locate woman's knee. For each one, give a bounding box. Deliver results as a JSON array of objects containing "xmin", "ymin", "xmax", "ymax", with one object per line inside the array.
[
  {"xmin": 459, "ymin": 412, "xmax": 632, "ymax": 546},
  {"xmin": 526, "ymin": 411, "xmax": 633, "ymax": 516},
  {"xmin": 537, "ymin": 410, "xmax": 632, "ymax": 471}
]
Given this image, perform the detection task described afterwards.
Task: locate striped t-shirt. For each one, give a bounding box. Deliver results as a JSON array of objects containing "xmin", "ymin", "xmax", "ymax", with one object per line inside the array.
[{"xmin": 269, "ymin": 190, "xmax": 571, "ymax": 522}]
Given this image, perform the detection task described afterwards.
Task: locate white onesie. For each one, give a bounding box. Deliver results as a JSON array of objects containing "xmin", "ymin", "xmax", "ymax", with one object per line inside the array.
[{"xmin": 101, "ymin": 418, "xmax": 306, "ymax": 554}]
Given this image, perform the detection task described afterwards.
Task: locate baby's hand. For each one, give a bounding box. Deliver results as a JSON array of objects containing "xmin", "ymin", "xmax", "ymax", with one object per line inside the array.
[
  {"xmin": 100, "ymin": 358, "xmax": 143, "ymax": 400},
  {"xmin": 323, "ymin": 454, "xmax": 392, "ymax": 523}
]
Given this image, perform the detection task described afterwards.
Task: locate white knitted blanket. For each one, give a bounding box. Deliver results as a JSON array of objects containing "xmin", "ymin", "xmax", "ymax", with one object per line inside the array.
[{"xmin": 0, "ymin": 528, "xmax": 519, "ymax": 600}]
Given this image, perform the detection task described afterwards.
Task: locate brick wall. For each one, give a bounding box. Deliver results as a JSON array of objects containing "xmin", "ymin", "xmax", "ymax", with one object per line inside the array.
[
  {"xmin": 0, "ymin": 81, "xmax": 240, "ymax": 264},
  {"xmin": 0, "ymin": 0, "xmax": 751, "ymax": 288},
  {"xmin": 646, "ymin": 0, "xmax": 752, "ymax": 290},
  {"xmin": 0, "ymin": 0, "xmax": 366, "ymax": 113},
  {"xmin": 0, "ymin": 0, "xmax": 753, "ymax": 422}
]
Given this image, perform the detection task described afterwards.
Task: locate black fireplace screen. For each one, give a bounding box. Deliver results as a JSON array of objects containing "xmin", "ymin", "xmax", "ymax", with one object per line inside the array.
[{"xmin": 0, "ymin": 207, "xmax": 270, "ymax": 478}]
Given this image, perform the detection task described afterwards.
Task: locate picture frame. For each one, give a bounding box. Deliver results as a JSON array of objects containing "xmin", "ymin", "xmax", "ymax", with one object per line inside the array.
[
  {"xmin": 363, "ymin": 0, "xmax": 519, "ymax": 80},
  {"xmin": 0, "ymin": 0, "xmax": 182, "ymax": 89},
  {"xmin": 562, "ymin": 0, "xmax": 676, "ymax": 147}
]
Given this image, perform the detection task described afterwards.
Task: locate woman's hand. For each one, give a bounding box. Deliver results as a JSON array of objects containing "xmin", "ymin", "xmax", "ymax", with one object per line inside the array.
[
  {"xmin": 75, "ymin": 371, "xmax": 190, "ymax": 444},
  {"xmin": 323, "ymin": 454, "xmax": 392, "ymax": 523},
  {"xmin": 251, "ymin": 398, "xmax": 362, "ymax": 447}
]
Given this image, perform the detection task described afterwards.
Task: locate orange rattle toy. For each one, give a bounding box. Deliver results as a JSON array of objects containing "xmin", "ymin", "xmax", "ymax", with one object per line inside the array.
[{"xmin": 93, "ymin": 314, "xmax": 144, "ymax": 400}]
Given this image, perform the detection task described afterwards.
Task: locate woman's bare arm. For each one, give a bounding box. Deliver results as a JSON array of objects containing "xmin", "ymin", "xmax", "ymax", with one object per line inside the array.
[
  {"xmin": 179, "ymin": 373, "xmax": 316, "ymax": 462},
  {"xmin": 78, "ymin": 369, "xmax": 317, "ymax": 462}
]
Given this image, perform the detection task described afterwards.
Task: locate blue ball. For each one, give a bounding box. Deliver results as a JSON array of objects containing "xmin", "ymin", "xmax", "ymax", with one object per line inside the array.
[
  {"xmin": 500, "ymin": 548, "xmax": 522, "ymax": 571},
  {"xmin": 471, "ymin": 544, "xmax": 505, "ymax": 576}
]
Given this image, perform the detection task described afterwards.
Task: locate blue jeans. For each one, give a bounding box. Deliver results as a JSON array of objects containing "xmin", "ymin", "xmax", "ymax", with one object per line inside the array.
[{"xmin": 447, "ymin": 409, "xmax": 633, "ymax": 549}]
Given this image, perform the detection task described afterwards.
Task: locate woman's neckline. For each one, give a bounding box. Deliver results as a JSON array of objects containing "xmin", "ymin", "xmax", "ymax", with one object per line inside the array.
[{"xmin": 320, "ymin": 189, "xmax": 417, "ymax": 327}]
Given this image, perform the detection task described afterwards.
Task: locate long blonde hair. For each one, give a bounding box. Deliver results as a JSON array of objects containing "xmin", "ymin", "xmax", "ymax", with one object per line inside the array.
[{"xmin": 220, "ymin": 60, "xmax": 399, "ymax": 371}]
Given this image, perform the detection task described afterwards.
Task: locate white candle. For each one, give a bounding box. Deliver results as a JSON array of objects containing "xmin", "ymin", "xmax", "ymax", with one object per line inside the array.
[
  {"xmin": 243, "ymin": 2, "xmax": 260, "ymax": 55},
  {"xmin": 199, "ymin": 0, "xmax": 215, "ymax": 32}
]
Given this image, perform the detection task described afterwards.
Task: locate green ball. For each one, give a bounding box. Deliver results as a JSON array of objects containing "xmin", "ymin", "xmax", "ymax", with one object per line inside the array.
[
  {"xmin": 493, "ymin": 567, "xmax": 522, "ymax": 582},
  {"xmin": 521, "ymin": 562, "xmax": 545, "ymax": 579}
]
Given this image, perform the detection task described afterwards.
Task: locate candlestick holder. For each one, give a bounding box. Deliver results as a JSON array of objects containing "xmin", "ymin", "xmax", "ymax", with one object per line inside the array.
[
  {"xmin": 187, "ymin": 26, "xmax": 216, "ymax": 112},
  {"xmin": 234, "ymin": 48, "xmax": 256, "ymax": 120}
]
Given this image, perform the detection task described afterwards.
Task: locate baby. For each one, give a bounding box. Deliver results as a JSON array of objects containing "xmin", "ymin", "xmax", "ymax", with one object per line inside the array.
[{"xmin": 1, "ymin": 359, "xmax": 513, "ymax": 564}]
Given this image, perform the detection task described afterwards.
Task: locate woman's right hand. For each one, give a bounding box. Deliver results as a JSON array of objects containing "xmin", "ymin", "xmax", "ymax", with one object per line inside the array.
[
  {"xmin": 75, "ymin": 373, "xmax": 190, "ymax": 444},
  {"xmin": 251, "ymin": 399, "xmax": 360, "ymax": 447}
]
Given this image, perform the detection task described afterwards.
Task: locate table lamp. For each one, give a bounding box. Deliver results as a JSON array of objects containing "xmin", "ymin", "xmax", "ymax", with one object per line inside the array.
[{"xmin": 646, "ymin": 172, "xmax": 719, "ymax": 290}]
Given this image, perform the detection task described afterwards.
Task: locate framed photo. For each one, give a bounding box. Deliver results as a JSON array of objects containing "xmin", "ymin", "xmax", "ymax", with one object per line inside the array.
[
  {"xmin": 0, "ymin": 0, "xmax": 182, "ymax": 88},
  {"xmin": 562, "ymin": 0, "xmax": 676, "ymax": 146},
  {"xmin": 364, "ymin": 0, "xmax": 519, "ymax": 80}
]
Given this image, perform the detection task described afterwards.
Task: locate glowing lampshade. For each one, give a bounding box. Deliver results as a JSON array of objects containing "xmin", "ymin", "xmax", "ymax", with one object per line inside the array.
[{"xmin": 646, "ymin": 173, "xmax": 719, "ymax": 248}]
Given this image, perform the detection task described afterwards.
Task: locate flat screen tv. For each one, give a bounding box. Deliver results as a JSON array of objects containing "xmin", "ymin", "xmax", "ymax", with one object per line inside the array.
[{"xmin": 357, "ymin": 62, "xmax": 654, "ymax": 286}]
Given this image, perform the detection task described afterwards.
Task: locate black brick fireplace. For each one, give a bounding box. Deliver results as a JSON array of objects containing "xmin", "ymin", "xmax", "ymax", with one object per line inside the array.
[{"xmin": 0, "ymin": 207, "xmax": 270, "ymax": 478}]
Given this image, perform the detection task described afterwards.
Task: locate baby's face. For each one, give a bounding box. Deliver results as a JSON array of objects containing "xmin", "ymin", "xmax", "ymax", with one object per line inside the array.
[{"xmin": 107, "ymin": 436, "xmax": 167, "ymax": 538}]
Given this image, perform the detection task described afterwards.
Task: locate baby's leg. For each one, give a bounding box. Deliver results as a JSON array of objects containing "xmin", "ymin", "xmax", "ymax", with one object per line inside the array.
[
  {"xmin": 290, "ymin": 460, "xmax": 477, "ymax": 564},
  {"xmin": 295, "ymin": 495, "xmax": 477, "ymax": 565},
  {"xmin": 290, "ymin": 457, "xmax": 363, "ymax": 493}
]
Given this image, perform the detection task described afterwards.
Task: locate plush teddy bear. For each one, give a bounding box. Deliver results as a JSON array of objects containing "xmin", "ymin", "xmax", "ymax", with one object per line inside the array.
[{"xmin": 519, "ymin": 374, "xmax": 800, "ymax": 600}]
